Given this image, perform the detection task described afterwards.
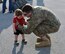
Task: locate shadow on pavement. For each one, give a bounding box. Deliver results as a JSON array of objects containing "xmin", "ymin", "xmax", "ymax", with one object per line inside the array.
[
  {"xmin": 12, "ymin": 42, "xmax": 25, "ymax": 54},
  {"xmin": 0, "ymin": 12, "xmax": 13, "ymax": 32},
  {"xmin": 36, "ymin": 47, "xmax": 51, "ymax": 54},
  {"xmin": 12, "ymin": 45, "xmax": 17, "ymax": 54}
]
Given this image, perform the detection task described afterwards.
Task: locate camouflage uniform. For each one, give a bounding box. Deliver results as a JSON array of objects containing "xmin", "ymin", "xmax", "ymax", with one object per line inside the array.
[
  {"xmin": 19, "ymin": 6, "xmax": 61, "ymax": 47},
  {"xmin": 23, "ymin": 6, "xmax": 61, "ymax": 37}
]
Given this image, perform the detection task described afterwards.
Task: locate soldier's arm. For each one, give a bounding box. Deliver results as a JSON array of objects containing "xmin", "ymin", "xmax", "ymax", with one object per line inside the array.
[
  {"xmin": 23, "ymin": 7, "xmax": 47, "ymax": 34},
  {"xmin": 25, "ymin": 11, "xmax": 45, "ymax": 34}
]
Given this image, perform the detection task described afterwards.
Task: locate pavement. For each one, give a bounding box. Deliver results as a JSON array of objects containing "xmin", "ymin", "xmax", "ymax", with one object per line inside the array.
[{"xmin": 0, "ymin": 0, "xmax": 65, "ymax": 54}]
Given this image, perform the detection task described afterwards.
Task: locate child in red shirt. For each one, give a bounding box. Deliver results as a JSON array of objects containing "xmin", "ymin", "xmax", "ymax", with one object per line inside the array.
[{"xmin": 13, "ymin": 9, "xmax": 27, "ymax": 46}]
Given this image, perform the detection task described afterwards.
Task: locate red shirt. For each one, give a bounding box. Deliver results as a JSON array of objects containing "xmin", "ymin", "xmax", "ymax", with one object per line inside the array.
[{"xmin": 13, "ymin": 16, "xmax": 26, "ymax": 29}]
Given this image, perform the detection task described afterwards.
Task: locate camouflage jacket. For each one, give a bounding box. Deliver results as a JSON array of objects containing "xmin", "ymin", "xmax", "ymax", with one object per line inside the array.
[{"xmin": 22, "ymin": 6, "xmax": 61, "ymax": 36}]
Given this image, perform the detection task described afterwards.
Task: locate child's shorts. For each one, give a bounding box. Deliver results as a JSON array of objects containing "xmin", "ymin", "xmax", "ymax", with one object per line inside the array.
[{"xmin": 14, "ymin": 29, "xmax": 24, "ymax": 35}]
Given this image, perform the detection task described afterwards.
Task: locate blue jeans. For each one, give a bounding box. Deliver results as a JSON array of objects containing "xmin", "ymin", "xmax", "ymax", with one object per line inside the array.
[
  {"xmin": 9, "ymin": 0, "xmax": 13, "ymax": 12},
  {"xmin": 2, "ymin": 0, "xmax": 13, "ymax": 13}
]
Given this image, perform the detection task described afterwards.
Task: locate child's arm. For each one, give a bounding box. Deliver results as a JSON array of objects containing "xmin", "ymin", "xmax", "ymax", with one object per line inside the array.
[
  {"xmin": 13, "ymin": 23, "xmax": 16, "ymax": 32},
  {"xmin": 13, "ymin": 17, "xmax": 17, "ymax": 32}
]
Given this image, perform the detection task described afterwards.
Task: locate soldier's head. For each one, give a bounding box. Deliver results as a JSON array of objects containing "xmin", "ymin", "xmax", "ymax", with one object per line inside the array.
[{"xmin": 22, "ymin": 4, "xmax": 33, "ymax": 17}]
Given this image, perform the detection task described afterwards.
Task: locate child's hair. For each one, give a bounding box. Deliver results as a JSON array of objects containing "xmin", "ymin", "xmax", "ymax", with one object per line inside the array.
[
  {"xmin": 22, "ymin": 4, "xmax": 33, "ymax": 13},
  {"xmin": 14, "ymin": 9, "xmax": 23, "ymax": 16}
]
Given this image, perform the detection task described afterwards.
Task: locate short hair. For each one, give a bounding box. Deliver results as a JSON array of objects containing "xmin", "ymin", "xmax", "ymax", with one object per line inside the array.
[
  {"xmin": 14, "ymin": 9, "xmax": 22, "ymax": 16},
  {"xmin": 22, "ymin": 4, "xmax": 33, "ymax": 13}
]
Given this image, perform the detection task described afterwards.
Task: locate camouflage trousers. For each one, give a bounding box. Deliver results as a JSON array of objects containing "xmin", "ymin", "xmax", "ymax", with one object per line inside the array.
[{"xmin": 33, "ymin": 21, "xmax": 60, "ymax": 37}]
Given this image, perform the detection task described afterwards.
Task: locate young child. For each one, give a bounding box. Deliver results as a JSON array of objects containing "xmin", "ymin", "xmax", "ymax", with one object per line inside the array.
[{"xmin": 13, "ymin": 9, "xmax": 27, "ymax": 46}]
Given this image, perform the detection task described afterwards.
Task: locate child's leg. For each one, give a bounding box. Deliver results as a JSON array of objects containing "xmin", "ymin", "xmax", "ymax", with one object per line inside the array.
[
  {"xmin": 21, "ymin": 34, "xmax": 27, "ymax": 44},
  {"xmin": 15, "ymin": 35, "xmax": 18, "ymax": 42},
  {"xmin": 14, "ymin": 29, "xmax": 20, "ymax": 46},
  {"xmin": 14, "ymin": 35, "xmax": 19, "ymax": 46},
  {"xmin": 21, "ymin": 34, "xmax": 25, "ymax": 40}
]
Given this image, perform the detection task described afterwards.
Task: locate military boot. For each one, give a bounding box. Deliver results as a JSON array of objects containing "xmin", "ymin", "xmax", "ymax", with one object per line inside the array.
[{"xmin": 35, "ymin": 35, "xmax": 51, "ymax": 48}]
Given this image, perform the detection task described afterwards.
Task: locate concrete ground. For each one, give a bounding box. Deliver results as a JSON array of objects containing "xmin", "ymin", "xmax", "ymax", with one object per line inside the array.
[{"xmin": 0, "ymin": 0, "xmax": 65, "ymax": 54}]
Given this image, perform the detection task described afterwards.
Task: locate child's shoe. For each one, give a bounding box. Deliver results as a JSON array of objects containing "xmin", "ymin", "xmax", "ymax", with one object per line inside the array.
[
  {"xmin": 14, "ymin": 40, "xmax": 19, "ymax": 46},
  {"xmin": 22, "ymin": 39, "xmax": 27, "ymax": 44}
]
